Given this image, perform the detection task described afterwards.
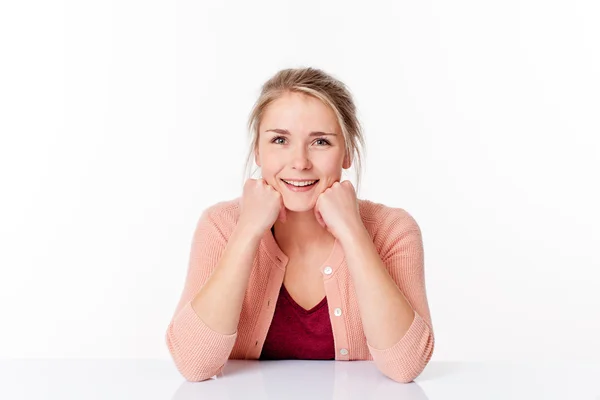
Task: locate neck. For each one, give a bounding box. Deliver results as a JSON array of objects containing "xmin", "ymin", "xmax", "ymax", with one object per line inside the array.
[{"xmin": 272, "ymin": 210, "xmax": 334, "ymax": 255}]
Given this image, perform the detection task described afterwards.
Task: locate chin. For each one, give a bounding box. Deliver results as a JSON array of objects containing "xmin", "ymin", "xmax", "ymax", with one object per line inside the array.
[{"xmin": 281, "ymin": 198, "xmax": 316, "ymax": 213}]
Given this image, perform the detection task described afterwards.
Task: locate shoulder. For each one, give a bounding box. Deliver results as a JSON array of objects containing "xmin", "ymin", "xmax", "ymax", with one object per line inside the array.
[
  {"xmin": 194, "ymin": 196, "xmax": 242, "ymax": 239},
  {"xmin": 202, "ymin": 196, "xmax": 242, "ymax": 222},
  {"xmin": 357, "ymin": 198, "xmax": 422, "ymax": 247},
  {"xmin": 357, "ymin": 198, "xmax": 424, "ymax": 261},
  {"xmin": 357, "ymin": 198, "xmax": 421, "ymax": 232}
]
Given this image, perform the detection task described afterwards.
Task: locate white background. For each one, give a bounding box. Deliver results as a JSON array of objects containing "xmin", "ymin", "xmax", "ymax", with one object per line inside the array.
[{"xmin": 1, "ymin": 0, "xmax": 598, "ymax": 363}]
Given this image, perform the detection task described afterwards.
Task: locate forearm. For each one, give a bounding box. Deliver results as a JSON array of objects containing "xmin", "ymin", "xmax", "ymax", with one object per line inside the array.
[
  {"xmin": 339, "ymin": 225, "xmax": 416, "ymax": 350},
  {"xmin": 191, "ymin": 224, "xmax": 262, "ymax": 335}
]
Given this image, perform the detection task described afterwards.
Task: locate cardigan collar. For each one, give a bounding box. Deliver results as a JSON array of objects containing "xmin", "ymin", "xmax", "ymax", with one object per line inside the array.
[{"xmin": 260, "ymin": 224, "xmax": 345, "ymax": 279}]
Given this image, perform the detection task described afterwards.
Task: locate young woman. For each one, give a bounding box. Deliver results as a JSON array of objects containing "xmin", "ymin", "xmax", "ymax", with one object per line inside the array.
[{"xmin": 165, "ymin": 67, "xmax": 435, "ymax": 383}]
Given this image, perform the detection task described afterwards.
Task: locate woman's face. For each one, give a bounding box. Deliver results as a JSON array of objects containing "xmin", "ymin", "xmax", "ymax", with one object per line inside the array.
[{"xmin": 255, "ymin": 91, "xmax": 351, "ymax": 212}]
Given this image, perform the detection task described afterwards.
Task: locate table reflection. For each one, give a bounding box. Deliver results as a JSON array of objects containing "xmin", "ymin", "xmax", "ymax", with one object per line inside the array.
[{"xmin": 171, "ymin": 360, "xmax": 429, "ymax": 400}]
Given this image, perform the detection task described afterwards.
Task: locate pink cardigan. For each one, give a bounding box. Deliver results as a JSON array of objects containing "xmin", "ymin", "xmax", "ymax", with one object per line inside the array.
[{"xmin": 165, "ymin": 197, "xmax": 435, "ymax": 383}]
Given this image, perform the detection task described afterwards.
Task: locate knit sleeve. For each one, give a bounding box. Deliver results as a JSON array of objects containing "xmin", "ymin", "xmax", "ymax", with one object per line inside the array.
[
  {"xmin": 367, "ymin": 210, "xmax": 435, "ymax": 383},
  {"xmin": 165, "ymin": 208, "xmax": 238, "ymax": 382}
]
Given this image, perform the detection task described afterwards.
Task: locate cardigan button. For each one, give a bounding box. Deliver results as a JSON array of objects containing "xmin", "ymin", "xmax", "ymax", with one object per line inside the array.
[
  {"xmin": 323, "ymin": 266, "xmax": 333, "ymax": 275},
  {"xmin": 340, "ymin": 348, "xmax": 348, "ymax": 356},
  {"xmin": 334, "ymin": 308, "xmax": 342, "ymax": 316}
]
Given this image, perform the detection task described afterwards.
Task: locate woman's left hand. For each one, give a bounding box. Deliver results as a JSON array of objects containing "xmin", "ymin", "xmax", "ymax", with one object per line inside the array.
[{"xmin": 314, "ymin": 180, "xmax": 364, "ymax": 242}]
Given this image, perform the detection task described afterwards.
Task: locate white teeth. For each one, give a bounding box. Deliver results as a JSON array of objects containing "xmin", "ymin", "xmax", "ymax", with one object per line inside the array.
[{"xmin": 283, "ymin": 179, "xmax": 317, "ymax": 187}]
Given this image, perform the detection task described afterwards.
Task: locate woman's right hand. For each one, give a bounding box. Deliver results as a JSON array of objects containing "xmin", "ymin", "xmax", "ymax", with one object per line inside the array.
[{"xmin": 238, "ymin": 178, "xmax": 287, "ymax": 237}]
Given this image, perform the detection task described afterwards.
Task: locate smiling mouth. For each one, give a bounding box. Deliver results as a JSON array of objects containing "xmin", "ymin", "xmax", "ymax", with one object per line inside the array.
[{"xmin": 280, "ymin": 179, "xmax": 319, "ymax": 187}]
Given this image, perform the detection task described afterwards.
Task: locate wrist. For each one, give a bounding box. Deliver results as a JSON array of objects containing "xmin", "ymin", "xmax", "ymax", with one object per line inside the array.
[
  {"xmin": 338, "ymin": 219, "xmax": 369, "ymax": 249},
  {"xmin": 235, "ymin": 220, "xmax": 266, "ymax": 242}
]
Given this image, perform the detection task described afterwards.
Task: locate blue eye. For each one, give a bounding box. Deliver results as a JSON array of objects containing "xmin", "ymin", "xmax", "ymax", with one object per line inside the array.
[{"xmin": 271, "ymin": 136, "xmax": 331, "ymax": 146}]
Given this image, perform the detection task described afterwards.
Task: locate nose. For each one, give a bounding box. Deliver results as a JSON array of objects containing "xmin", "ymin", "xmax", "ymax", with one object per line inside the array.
[{"xmin": 291, "ymin": 145, "xmax": 311, "ymax": 170}]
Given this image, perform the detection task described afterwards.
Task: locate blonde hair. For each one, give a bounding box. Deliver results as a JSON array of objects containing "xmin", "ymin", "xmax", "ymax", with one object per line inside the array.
[{"xmin": 242, "ymin": 67, "xmax": 366, "ymax": 195}]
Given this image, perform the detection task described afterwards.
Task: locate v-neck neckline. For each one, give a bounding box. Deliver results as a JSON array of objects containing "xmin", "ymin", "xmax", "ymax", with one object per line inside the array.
[{"xmin": 280, "ymin": 284, "xmax": 328, "ymax": 314}]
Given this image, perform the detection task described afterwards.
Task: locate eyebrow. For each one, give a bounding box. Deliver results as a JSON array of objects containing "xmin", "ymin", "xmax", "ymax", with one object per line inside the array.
[{"xmin": 264, "ymin": 128, "xmax": 338, "ymax": 137}]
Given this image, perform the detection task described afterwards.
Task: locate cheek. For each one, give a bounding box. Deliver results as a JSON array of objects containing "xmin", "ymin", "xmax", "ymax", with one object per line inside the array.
[
  {"xmin": 262, "ymin": 149, "xmax": 286, "ymax": 167},
  {"xmin": 259, "ymin": 156, "xmax": 277, "ymax": 173},
  {"xmin": 320, "ymin": 158, "xmax": 343, "ymax": 173},
  {"xmin": 258, "ymin": 158, "xmax": 281, "ymax": 182}
]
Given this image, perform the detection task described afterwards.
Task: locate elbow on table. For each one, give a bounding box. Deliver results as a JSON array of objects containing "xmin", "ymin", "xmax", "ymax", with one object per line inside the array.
[
  {"xmin": 176, "ymin": 363, "xmax": 224, "ymax": 382},
  {"xmin": 165, "ymin": 330, "xmax": 228, "ymax": 382},
  {"xmin": 379, "ymin": 332, "xmax": 435, "ymax": 384},
  {"xmin": 383, "ymin": 361, "xmax": 428, "ymax": 384}
]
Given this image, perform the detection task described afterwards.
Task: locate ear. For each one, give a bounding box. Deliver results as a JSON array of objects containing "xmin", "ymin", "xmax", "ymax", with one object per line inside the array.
[
  {"xmin": 342, "ymin": 150, "xmax": 352, "ymax": 169},
  {"xmin": 254, "ymin": 148, "xmax": 261, "ymax": 167}
]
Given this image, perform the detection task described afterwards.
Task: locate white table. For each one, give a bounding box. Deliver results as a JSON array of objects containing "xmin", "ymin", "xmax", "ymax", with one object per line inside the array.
[{"xmin": 1, "ymin": 359, "xmax": 599, "ymax": 399}]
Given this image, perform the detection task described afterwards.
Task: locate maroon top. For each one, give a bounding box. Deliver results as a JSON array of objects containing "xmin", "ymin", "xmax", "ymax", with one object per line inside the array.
[{"xmin": 259, "ymin": 284, "xmax": 335, "ymax": 360}]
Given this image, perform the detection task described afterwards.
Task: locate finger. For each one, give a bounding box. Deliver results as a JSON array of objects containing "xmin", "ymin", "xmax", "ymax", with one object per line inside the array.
[
  {"xmin": 313, "ymin": 205, "xmax": 325, "ymax": 229},
  {"xmin": 316, "ymin": 212, "xmax": 325, "ymax": 229}
]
